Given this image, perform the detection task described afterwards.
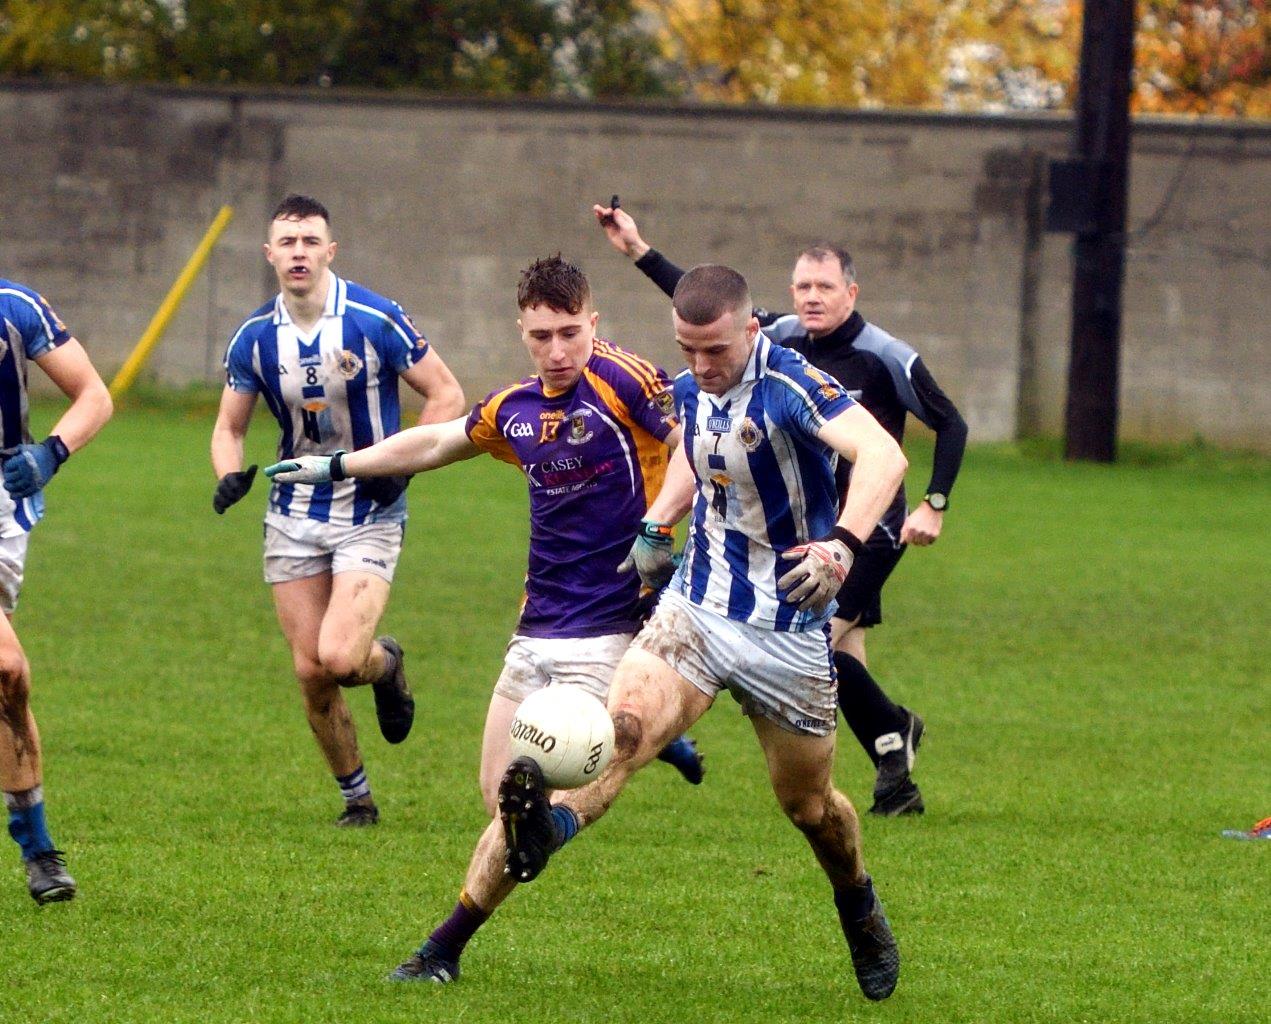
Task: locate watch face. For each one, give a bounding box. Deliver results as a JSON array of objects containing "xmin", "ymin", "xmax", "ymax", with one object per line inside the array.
[{"xmin": 926, "ymin": 493, "xmax": 947, "ymax": 511}]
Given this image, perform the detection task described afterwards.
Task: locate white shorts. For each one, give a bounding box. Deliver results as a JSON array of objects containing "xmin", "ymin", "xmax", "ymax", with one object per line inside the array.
[
  {"xmin": 263, "ymin": 512, "xmax": 404, "ymax": 584},
  {"xmin": 493, "ymin": 632, "xmax": 636, "ymax": 704},
  {"xmin": 0, "ymin": 532, "xmax": 29, "ymax": 614},
  {"xmin": 632, "ymin": 589, "xmax": 837, "ymax": 736}
]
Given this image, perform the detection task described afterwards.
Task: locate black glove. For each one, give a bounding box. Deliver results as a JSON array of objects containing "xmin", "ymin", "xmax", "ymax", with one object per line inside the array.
[
  {"xmin": 213, "ymin": 465, "xmax": 258, "ymax": 514},
  {"xmin": 362, "ymin": 474, "xmax": 411, "ymax": 508}
]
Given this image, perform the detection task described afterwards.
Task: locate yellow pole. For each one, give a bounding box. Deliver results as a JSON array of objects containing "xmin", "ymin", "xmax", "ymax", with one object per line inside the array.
[{"xmin": 109, "ymin": 204, "xmax": 235, "ymax": 399}]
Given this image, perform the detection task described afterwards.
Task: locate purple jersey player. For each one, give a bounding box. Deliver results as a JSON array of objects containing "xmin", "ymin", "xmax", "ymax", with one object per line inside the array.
[{"xmin": 264, "ymin": 254, "xmax": 702, "ymax": 816}]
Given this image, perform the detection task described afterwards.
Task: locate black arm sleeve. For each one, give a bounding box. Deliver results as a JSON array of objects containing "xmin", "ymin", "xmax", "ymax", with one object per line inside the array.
[
  {"xmin": 910, "ymin": 358, "xmax": 968, "ymax": 498},
  {"xmin": 633, "ymin": 249, "xmax": 686, "ymax": 299}
]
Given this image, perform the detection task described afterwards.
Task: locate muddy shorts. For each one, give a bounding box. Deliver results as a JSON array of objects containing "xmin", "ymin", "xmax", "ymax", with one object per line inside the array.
[
  {"xmin": 632, "ymin": 589, "xmax": 836, "ymax": 736},
  {"xmin": 0, "ymin": 531, "xmax": 29, "ymax": 614},
  {"xmin": 493, "ymin": 632, "xmax": 635, "ymax": 704},
  {"xmin": 263, "ymin": 512, "xmax": 403, "ymax": 584}
]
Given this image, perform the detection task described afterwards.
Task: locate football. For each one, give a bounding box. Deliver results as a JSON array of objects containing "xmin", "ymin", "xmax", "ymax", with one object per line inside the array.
[{"xmin": 508, "ymin": 686, "xmax": 615, "ymax": 789}]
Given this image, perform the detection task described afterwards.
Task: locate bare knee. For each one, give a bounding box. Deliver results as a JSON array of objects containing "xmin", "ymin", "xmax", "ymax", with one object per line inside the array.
[
  {"xmin": 294, "ymin": 658, "xmax": 338, "ymax": 708},
  {"xmin": 0, "ymin": 646, "xmax": 30, "ymax": 711},
  {"xmin": 781, "ymin": 789, "xmax": 831, "ymax": 834},
  {"xmin": 316, "ymin": 647, "xmax": 363, "ymax": 684},
  {"xmin": 611, "ymin": 710, "xmax": 644, "ymax": 762}
]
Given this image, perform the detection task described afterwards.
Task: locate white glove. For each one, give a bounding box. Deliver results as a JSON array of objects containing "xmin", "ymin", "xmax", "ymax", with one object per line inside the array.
[
  {"xmin": 264, "ymin": 451, "xmax": 346, "ymax": 484},
  {"xmin": 777, "ymin": 539, "xmax": 854, "ymax": 613}
]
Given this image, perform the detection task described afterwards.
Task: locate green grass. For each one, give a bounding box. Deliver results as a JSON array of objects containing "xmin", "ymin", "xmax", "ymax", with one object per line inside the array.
[{"xmin": 2, "ymin": 401, "xmax": 1267, "ymax": 1023}]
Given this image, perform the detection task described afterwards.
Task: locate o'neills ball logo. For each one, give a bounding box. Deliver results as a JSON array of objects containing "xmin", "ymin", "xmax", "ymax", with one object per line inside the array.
[{"xmin": 510, "ymin": 717, "xmax": 557, "ymax": 753}]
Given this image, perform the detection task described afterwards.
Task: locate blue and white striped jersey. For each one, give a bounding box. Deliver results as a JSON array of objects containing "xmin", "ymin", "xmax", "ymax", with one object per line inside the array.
[
  {"xmin": 224, "ymin": 273, "xmax": 429, "ymax": 526},
  {"xmin": 0, "ymin": 280, "xmax": 73, "ymax": 536},
  {"xmin": 670, "ymin": 332, "xmax": 857, "ymax": 632}
]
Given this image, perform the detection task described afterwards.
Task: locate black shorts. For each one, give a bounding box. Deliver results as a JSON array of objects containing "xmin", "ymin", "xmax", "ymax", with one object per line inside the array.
[{"xmin": 832, "ymin": 526, "xmax": 906, "ymax": 628}]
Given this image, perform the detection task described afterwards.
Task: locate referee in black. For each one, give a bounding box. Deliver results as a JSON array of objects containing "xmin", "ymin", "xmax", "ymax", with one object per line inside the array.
[{"xmin": 595, "ymin": 200, "xmax": 967, "ymax": 815}]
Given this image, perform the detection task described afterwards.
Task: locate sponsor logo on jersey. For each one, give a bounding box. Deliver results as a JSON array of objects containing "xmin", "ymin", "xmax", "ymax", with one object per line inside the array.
[
  {"xmin": 736, "ymin": 417, "xmax": 763, "ymax": 452},
  {"xmin": 706, "ymin": 415, "xmax": 731, "ymax": 433},
  {"xmin": 335, "ymin": 349, "xmax": 363, "ymax": 380},
  {"xmin": 566, "ymin": 412, "xmax": 594, "ymax": 446}
]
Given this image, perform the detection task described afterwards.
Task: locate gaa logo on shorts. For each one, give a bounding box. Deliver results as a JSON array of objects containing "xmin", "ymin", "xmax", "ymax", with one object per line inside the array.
[{"xmin": 336, "ymin": 350, "xmax": 364, "ymax": 380}]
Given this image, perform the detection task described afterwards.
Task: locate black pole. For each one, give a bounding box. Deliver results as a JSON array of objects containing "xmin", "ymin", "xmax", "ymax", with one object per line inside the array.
[{"xmin": 1063, "ymin": 0, "xmax": 1135, "ymax": 462}]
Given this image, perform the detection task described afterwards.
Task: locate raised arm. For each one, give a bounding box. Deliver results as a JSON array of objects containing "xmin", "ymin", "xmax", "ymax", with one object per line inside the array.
[{"xmin": 593, "ymin": 202, "xmax": 685, "ymax": 299}]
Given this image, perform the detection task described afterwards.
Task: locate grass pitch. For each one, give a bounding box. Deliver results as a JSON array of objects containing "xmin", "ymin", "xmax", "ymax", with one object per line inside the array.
[{"xmin": 2, "ymin": 396, "xmax": 1266, "ymax": 1023}]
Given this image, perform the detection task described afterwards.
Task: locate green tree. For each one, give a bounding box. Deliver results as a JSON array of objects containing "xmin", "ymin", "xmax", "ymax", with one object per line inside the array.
[{"xmin": 0, "ymin": 0, "xmax": 674, "ymax": 97}]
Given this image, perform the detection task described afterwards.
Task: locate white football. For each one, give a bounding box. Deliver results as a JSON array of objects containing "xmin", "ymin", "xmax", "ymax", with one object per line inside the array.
[{"xmin": 508, "ymin": 686, "xmax": 615, "ymax": 789}]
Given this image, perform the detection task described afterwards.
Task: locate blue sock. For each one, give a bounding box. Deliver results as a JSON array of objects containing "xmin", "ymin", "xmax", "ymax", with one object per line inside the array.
[
  {"xmin": 5, "ymin": 787, "xmax": 55, "ymax": 860},
  {"xmin": 550, "ymin": 805, "xmax": 579, "ymax": 849}
]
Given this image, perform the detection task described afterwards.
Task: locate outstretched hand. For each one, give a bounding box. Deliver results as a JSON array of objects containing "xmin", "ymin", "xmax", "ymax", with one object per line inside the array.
[{"xmin": 263, "ymin": 456, "xmax": 335, "ymax": 485}]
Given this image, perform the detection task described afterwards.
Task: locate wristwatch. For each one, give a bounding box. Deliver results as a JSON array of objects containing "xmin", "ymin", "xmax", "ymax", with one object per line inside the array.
[{"xmin": 923, "ymin": 492, "xmax": 948, "ymax": 512}]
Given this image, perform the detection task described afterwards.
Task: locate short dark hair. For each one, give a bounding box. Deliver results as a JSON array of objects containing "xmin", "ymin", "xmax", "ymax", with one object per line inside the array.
[
  {"xmin": 672, "ymin": 264, "xmax": 752, "ymax": 326},
  {"xmin": 271, "ymin": 194, "xmax": 330, "ymax": 225},
  {"xmin": 797, "ymin": 244, "xmax": 855, "ymax": 284},
  {"xmin": 517, "ymin": 254, "xmax": 591, "ymax": 314}
]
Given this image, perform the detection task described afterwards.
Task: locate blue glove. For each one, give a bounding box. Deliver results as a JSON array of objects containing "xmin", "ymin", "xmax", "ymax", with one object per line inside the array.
[
  {"xmin": 2, "ymin": 436, "xmax": 69, "ymax": 500},
  {"xmin": 617, "ymin": 519, "xmax": 677, "ymax": 589}
]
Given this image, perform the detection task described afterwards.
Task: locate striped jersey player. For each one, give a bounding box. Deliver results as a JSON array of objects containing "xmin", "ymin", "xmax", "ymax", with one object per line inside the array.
[
  {"xmin": 670, "ymin": 330, "xmax": 857, "ymax": 633},
  {"xmin": 263, "ymin": 254, "xmax": 704, "ymax": 819},
  {"xmin": 224, "ymin": 271, "xmax": 435, "ymax": 525},
  {"xmin": 0, "ymin": 279, "xmax": 112, "ymax": 904},
  {"xmin": 211, "ymin": 195, "xmax": 465, "ymax": 827}
]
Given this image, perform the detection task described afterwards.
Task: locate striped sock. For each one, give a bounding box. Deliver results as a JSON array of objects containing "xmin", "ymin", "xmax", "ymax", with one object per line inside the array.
[
  {"xmin": 335, "ymin": 766, "xmax": 372, "ymax": 805},
  {"xmin": 5, "ymin": 786, "xmax": 55, "ymax": 860}
]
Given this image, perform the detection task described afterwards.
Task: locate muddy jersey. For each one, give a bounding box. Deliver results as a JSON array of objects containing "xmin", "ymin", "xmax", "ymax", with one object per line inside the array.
[
  {"xmin": 466, "ymin": 340, "xmax": 677, "ymax": 639},
  {"xmin": 224, "ymin": 272, "xmax": 430, "ymax": 527},
  {"xmin": 670, "ymin": 332, "xmax": 856, "ymax": 633},
  {"xmin": 0, "ymin": 280, "xmax": 72, "ymax": 536}
]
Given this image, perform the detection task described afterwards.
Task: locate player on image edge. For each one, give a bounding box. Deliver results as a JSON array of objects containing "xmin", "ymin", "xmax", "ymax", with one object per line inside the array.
[{"xmin": 0, "ymin": 279, "xmax": 112, "ymax": 902}]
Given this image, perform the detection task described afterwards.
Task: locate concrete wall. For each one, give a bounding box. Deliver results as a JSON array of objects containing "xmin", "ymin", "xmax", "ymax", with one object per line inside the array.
[{"xmin": 1, "ymin": 82, "xmax": 1267, "ymax": 450}]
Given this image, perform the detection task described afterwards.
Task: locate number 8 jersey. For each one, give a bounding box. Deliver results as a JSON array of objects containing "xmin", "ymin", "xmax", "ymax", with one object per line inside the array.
[{"xmin": 224, "ymin": 274, "xmax": 430, "ymax": 526}]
